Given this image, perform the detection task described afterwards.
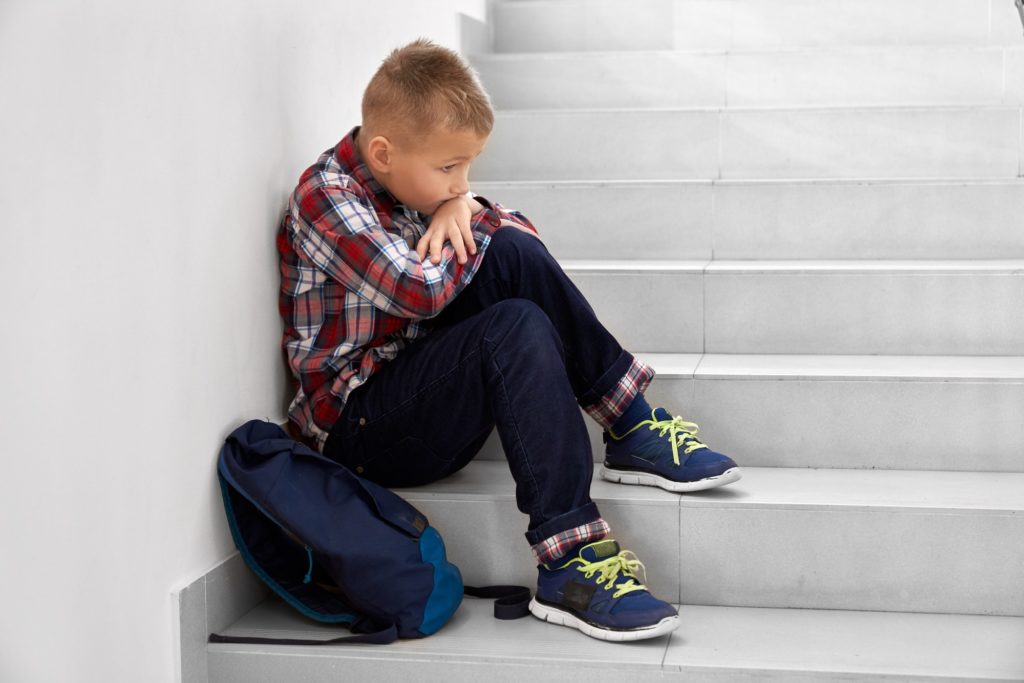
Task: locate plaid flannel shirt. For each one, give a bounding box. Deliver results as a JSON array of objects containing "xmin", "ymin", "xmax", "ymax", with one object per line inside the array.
[{"xmin": 278, "ymin": 127, "xmax": 541, "ymax": 451}]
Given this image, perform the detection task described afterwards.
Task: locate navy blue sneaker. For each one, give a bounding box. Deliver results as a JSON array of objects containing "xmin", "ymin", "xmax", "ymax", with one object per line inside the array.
[
  {"xmin": 529, "ymin": 539, "xmax": 679, "ymax": 641},
  {"xmin": 602, "ymin": 408, "xmax": 741, "ymax": 493}
]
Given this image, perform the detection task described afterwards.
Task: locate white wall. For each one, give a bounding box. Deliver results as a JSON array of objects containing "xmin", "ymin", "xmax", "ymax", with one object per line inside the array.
[{"xmin": 0, "ymin": 1, "xmax": 485, "ymax": 680}]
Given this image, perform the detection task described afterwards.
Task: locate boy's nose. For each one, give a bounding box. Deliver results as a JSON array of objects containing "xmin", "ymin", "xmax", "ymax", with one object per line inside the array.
[{"xmin": 451, "ymin": 171, "xmax": 470, "ymax": 196}]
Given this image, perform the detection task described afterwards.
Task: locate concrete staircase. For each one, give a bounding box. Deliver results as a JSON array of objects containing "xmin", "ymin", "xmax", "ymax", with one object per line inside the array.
[{"xmin": 205, "ymin": 1, "xmax": 1024, "ymax": 680}]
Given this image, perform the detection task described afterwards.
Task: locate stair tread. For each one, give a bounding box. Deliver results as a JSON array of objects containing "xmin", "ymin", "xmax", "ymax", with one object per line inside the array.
[
  {"xmin": 393, "ymin": 461, "xmax": 1024, "ymax": 513},
  {"xmin": 559, "ymin": 259, "xmax": 1024, "ymax": 273},
  {"xmin": 632, "ymin": 352, "xmax": 1024, "ymax": 381},
  {"xmin": 211, "ymin": 597, "xmax": 1024, "ymax": 680},
  {"xmin": 706, "ymin": 259, "xmax": 1024, "ymax": 272},
  {"xmin": 473, "ymin": 44, "xmax": 1024, "ymax": 59},
  {"xmin": 493, "ymin": 103, "xmax": 1023, "ymax": 114},
  {"xmin": 473, "ymin": 177, "xmax": 1024, "ymax": 186}
]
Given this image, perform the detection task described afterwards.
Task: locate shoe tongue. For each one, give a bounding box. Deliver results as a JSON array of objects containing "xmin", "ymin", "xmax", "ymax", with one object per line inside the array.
[
  {"xmin": 579, "ymin": 539, "xmax": 620, "ymax": 562},
  {"xmin": 651, "ymin": 408, "xmax": 672, "ymax": 422}
]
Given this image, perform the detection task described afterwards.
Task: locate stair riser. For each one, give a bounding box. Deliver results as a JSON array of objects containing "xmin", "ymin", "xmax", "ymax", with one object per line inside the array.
[
  {"xmin": 473, "ymin": 180, "xmax": 1024, "ymax": 261},
  {"xmin": 700, "ymin": 271, "xmax": 1024, "ymax": 355},
  {"xmin": 472, "ymin": 109, "xmax": 1022, "ymax": 181},
  {"xmin": 1010, "ymin": 50, "xmax": 1024, "ymax": 101},
  {"xmin": 401, "ymin": 494, "xmax": 1024, "ymax": 616},
  {"xmin": 571, "ymin": 270, "xmax": 705, "ymax": 353},
  {"xmin": 493, "ymin": 0, "xmax": 1018, "ymax": 52},
  {"xmin": 680, "ymin": 507, "xmax": 1023, "ymax": 615},
  {"xmin": 553, "ymin": 268, "xmax": 1024, "ymax": 355},
  {"xmin": 475, "ymin": 49, "xmax": 1019, "ymax": 110},
  {"xmin": 691, "ymin": 378, "xmax": 1024, "ymax": 471},
  {"xmin": 208, "ymin": 655, "xmax": 671, "ymax": 683},
  {"xmin": 473, "ymin": 377, "xmax": 1024, "ymax": 472},
  {"xmin": 494, "ymin": 0, "xmax": 674, "ymax": 53}
]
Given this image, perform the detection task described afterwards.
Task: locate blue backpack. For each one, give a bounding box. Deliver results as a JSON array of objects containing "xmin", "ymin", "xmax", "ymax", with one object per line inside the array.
[{"xmin": 208, "ymin": 420, "xmax": 529, "ymax": 645}]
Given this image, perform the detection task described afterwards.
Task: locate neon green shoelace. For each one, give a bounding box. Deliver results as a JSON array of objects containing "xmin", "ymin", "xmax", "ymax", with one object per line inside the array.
[
  {"xmin": 567, "ymin": 551, "xmax": 649, "ymax": 599},
  {"xmin": 617, "ymin": 414, "xmax": 709, "ymax": 466}
]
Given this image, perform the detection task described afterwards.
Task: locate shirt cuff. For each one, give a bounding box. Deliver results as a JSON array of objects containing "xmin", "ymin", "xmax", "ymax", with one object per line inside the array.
[
  {"xmin": 471, "ymin": 193, "xmax": 540, "ymax": 236},
  {"xmin": 469, "ymin": 194, "xmax": 503, "ymax": 234}
]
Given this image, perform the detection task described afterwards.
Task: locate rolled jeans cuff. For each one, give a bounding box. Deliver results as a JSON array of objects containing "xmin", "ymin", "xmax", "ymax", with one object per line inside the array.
[
  {"xmin": 525, "ymin": 502, "xmax": 609, "ymax": 564},
  {"xmin": 581, "ymin": 353, "xmax": 656, "ymax": 430}
]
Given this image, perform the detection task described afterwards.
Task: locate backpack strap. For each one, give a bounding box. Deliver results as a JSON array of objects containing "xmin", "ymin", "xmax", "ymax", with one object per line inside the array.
[
  {"xmin": 208, "ymin": 619, "xmax": 398, "ymax": 646},
  {"xmin": 463, "ymin": 584, "xmax": 532, "ymax": 620},
  {"xmin": 206, "ymin": 586, "xmax": 532, "ymax": 647}
]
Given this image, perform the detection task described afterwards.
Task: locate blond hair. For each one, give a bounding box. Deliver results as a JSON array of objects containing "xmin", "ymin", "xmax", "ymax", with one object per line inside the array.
[{"xmin": 361, "ymin": 38, "xmax": 494, "ymax": 145}]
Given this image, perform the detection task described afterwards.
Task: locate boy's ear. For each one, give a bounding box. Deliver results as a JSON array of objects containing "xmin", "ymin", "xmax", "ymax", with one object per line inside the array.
[{"xmin": 364, "ymin": 135, "xmax": 393, "ymax": 174}]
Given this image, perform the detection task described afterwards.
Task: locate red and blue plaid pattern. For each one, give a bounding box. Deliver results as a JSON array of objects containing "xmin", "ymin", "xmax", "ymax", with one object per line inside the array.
[
  {"xmin": 532, "ymin": 518, "xmax": 612, "ymax": 566},
  {"xmin": 278, "ymin": 127, "xmax": 538, "ymax": 450},
  {"xmin": 583, "ymin": 356, "xmax": 655, "ymax": 431}
]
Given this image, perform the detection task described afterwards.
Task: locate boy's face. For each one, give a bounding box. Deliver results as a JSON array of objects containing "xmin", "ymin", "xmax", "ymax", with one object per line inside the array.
[{"xmin": 365, "ymin": 127, "xmax": 488, "ymax": 216}]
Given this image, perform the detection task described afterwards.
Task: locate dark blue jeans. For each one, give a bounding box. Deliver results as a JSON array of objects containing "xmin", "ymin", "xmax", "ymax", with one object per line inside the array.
[{"xmin": 322, "ymin": 227, "xmax": 640, "ymax": 548}]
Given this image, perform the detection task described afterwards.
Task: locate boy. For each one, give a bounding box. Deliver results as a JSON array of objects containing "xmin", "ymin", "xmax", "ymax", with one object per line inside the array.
[{"xmin": 278, "ymin": 39, "xmax": 740, "ymax": 642}]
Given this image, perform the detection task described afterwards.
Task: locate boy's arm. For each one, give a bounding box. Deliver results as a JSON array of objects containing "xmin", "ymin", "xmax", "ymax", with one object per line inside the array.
[{"xmin": 289, "ymin": 178, "xmax": 503, "ymax": 320}]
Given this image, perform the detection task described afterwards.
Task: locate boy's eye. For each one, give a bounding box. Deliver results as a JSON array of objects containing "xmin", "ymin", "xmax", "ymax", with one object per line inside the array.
[{"xmin": 441, "ymin": 164, "xmax": 456, "ymax": 173}]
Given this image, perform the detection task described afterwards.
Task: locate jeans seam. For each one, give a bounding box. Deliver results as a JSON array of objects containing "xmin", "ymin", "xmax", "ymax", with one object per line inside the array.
[
  {"xmin": 360, "ymin": 346, "xmax": 483, "ymax": 428},
  {"xmin": 485, "ymin": 337, "xmax": 543, "ymax": 524}
]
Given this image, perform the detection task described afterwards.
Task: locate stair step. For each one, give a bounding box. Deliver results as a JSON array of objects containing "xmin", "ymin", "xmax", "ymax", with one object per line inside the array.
[
  {"xmin": 472, "ymin": 178, "xmax": 1024, "ymax": 261},
  {"xmin": 544, "ymin": 259, "xmax": 1024, "ymax": 355},
  {"xmin": 494, "ymin": 0, "xmax": 674, "ymax": 53},
  {"xmin": 379, "ymin": 462, "xmax": 1024, "ymax": 615},
  {"xmin": 474, "ymin": 353, "xmax": 1024, "ymax": 471},
  {"xmin": 699, "ymin": 260, "xmax": 1024, "ymax": 355},
  {"xmin": 471, "ymin": 107, "xmax": 1022, "ymax": 181},
  {"xmin": 472, "ymin": 46, "xmax": 1023, "ymax": 109},
  {"xmin": 208, "ymin": 597, "xmax": 1024, "ymax": 682},
  {"xmin": 492, "ymin": 0, "xmax": 1022, "ymax": 53}
]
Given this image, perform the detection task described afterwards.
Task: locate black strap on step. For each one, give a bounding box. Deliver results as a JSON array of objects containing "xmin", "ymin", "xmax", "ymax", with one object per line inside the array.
[
  {"xmin": 206, "ymin": 584, "xmax": 532, "ymax": 646},
  {"xmin": 463, "ymin": 584, "xmax": 532, "ymax": 620},
  {"xmin": 207, "ymin": 620, "xmax": 399, "ymax": 646}
]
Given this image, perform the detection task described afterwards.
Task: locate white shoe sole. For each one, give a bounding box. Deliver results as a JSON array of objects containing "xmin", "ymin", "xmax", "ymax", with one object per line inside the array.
[
  {"xmin": 528, "ymin": 597, "xmax": 680, "ymax": 642},
  {"xmin": 600, "ymin": 465, "xmax": 742, "ymax": 493}
]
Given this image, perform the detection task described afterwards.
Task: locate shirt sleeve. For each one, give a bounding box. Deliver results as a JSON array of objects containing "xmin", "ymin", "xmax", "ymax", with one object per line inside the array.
[
  {"xmin": 472, "ymin": 193, "xmax": 541, "ymax": 237},
  {"xmin": 287, "ymin": 176, "xmax": 502, "ymax": 320}
]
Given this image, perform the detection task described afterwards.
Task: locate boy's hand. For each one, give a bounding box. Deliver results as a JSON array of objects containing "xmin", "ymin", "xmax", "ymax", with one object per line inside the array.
[{"xmin": 416, "ymin": 196, "xmax": 481, "ymax": 266}]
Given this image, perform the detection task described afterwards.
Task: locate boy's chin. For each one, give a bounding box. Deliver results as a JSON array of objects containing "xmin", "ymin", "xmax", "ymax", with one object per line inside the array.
[
  {"xmin": 422, "ymin": 200, "xmax": 448, "ymax": 216},
  {"xmin": 397, "ymin": 199, "xmax": 438, "ymax": 216},
  {"xmin": 402, "ymin": 197, "xmax": 454, "ymax": 217}
]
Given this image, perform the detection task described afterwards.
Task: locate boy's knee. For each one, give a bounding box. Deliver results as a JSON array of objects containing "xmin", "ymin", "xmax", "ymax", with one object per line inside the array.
[
  {"xmin": 483, "ymin": 299, "xmax": 562, "ymax": 353},
  {"xmin": 486, "ymin": 298, "xmax": 551, "ymax": 332},
  {"xmin": 486, "ymin": 224, "xmax": 545, "ymax": 259}
]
